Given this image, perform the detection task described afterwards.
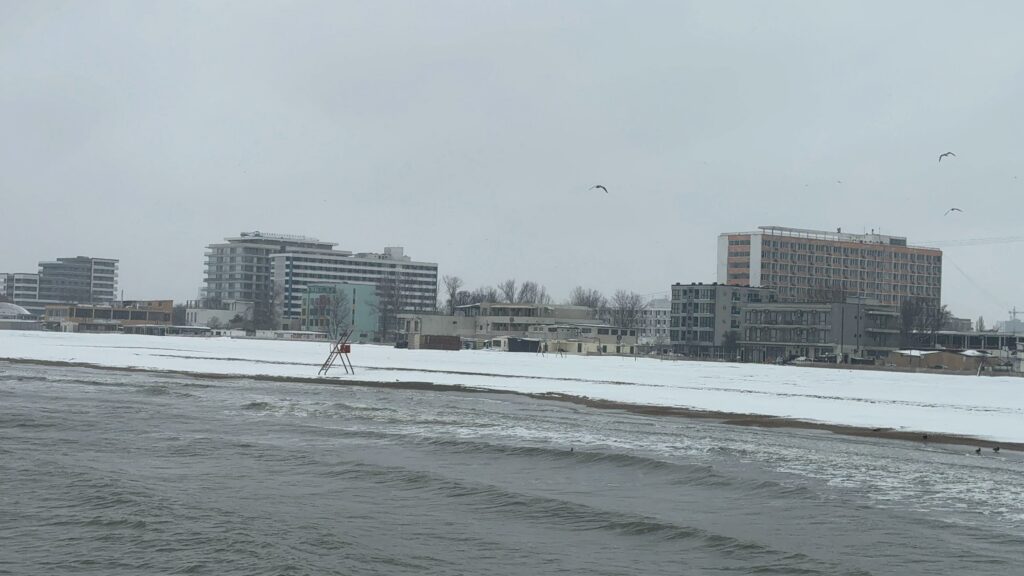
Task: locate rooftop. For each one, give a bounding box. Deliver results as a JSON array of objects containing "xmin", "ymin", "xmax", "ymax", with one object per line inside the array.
[
  {"xmin": 0, "ymin": 302, "xmax": 31, "ymax": 317},
  {"xmin": 722, "ymin": 226, "xmax": 940, "ymax": 251}
]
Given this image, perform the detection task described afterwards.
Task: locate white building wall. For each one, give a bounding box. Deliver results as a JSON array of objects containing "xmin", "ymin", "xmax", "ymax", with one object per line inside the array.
[
  {"xmin": 749, "ymin": 233, "xmax": 763, "ymax": 287},
  {"xmin": 716, "ymin": 235, "xmax": 730, "ymax": 284}
]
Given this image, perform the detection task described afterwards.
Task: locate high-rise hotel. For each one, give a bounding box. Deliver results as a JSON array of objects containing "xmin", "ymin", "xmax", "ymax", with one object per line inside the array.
[{"xmin": 717, "ymin": 226, "xmax": 941, "ymax": 306}]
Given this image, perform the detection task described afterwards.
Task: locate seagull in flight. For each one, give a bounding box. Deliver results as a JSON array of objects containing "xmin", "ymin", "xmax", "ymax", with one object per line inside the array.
[
  {"xmin": 938, "ymin": 151, "xmax": 956, "ymax": 162},
  {"xmin": 590, "ymin": 184, "xmax": 608, "ymax": 193},
  {"xmin": 944, "ymin": 207, "xmax": 963, "ymax": 216}
]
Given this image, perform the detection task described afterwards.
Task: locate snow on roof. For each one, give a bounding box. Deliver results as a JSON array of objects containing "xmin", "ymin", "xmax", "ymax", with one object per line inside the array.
[
  {"xmin": 896, "ymin": 350, "xmax": 939, "ymax": 357},
  {"xmin": 0, "ymin": 302, "xmax": 31, "ymax": 317}
]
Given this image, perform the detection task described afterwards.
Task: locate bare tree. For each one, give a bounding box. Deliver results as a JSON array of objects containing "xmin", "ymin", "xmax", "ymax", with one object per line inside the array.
[
  {"xmin": 172, "ymin": 304, "xmax": 187, "ymax": 325},
  {"xmin": 569, "ymin": 287, "xmax": 607, "ymax": 309},
  {"xmin": 311, "ymin": 290, "xmax": 352, "ymax": 339},
  {"xmin": 252, "ymin": 282, "xmax": 282, "ymax": 330},
  {"xmin": 498, "ymin": 279, "xmax": 517, "ymax": 303},
  {"xmin": 899, "ymin": 298, "xmax": 949, "ymax": 348},
  {"xmin": 371, "ymin": 268, "xmax": 406, "ymax": 342},
  {"xmin": 722, "ymin": 330, "xmax": 740, "ymax": 358},
  {"xmin": 470, "ymin": 286, "xmax": 500, "ymax": 304},
  {"xmin": 899, "ymin": 297, "xmax": 924, "ymax": 348},
  {"xmin": 609, "ymin": 290, "xmax": 647, "ymax": 330},
  {"xmin": 806, "ymin": 286, "xmax": 848, "ymax": 304},
  {"xmin": 977, "ymin": 316, "xmax": 986, "ymax": 332},
  {"xmin": 452, "ymin": 290, "xmax": 472, "ymax": 308},
  {"xmin": 442, "ymin": 275, "xmax": 464, "ymax": 315}
]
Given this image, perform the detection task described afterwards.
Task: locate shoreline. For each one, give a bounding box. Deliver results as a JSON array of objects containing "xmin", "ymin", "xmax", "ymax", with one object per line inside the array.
[{"xmin": 3, "ymin": 356, "xmax": 1020, "ymax": 452}]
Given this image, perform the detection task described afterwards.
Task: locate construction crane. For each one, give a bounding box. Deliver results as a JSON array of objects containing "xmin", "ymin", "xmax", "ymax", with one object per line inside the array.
[{"xmin": 922, "ymin": 236, "xmax": 1024, "ymax": 248}]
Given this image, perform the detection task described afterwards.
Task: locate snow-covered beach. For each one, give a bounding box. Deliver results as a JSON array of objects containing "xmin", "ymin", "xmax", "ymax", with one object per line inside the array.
[{"xmin": 2, "ymin": 330, "xmax": 1021, "ymax": 443}]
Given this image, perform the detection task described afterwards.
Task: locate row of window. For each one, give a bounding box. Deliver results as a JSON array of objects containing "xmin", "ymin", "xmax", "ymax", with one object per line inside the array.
[{"xmin": 760, "ymin": 240, "xmax": 939, "ymax": 263}]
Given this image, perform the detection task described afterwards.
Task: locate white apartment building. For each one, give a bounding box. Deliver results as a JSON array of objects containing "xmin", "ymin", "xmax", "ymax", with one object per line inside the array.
[
  {"xmin": 202, "ymin": 232, "xmax": 438, "ymax": 327},
  {"xmin": 272, "ymin": 246, "xmax": 437, "ymax": 321},
  {"xmin": 203, "ymin": 232, "xmax": 337, "ymax": 304},
  {"xmin": 1, "ymin": 273, "xmax": 39, "ymax": 303},
  {"xmin": 637, "ymin": 297, "xmax": 671, "ymax": 344}
]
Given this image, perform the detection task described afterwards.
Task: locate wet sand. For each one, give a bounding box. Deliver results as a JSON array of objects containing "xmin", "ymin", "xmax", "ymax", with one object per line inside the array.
[{"xmin": 4, "ymin": 357, "xmax": 1020, "ymax": 452}]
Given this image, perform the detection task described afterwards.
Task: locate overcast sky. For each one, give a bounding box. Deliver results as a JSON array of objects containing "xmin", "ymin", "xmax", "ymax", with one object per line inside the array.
[{"xmin": 2, "ymin": 1, "xmax": 1022, "ymax": 323}]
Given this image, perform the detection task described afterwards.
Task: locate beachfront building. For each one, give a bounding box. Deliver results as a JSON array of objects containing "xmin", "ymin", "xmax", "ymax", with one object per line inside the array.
[
  {"xmin": 44, "ymin": 300, "xmax": 173, "ymax": 333},
  {"xmin": 299, "ymin": 282, "xmax": 379, "ymax": 342},
  {"xmin": 669, "ymin": 282, "xmax": 776, "ymax": 357},
  {"xmin": 637, "ymin": 297, "xmax": 671, "ymax": 345},
  {"xmin": 37, "ymin": 257, "xmax": 119, "ymax": 304},
  {"xmin": 740, "ymin": 301, "xmax": 900, "ymax": 363},
  {"xmin": 398, "ymin": 302, "xmax": 638, "ymax": 351},
  {"xmin": 184, "ymin": 299, "xmax": 254, "ymax": 328},
  {"xmin": 201, "ymin": 232, "xmax": 438, "ymax": 330},
  {"xmin": 272, "ymin": 246, "xmax": 437, "ymax": 326},
  {"xmin": 0, "ymin": 302, "xmax": 43, "ymax": 331},
  {"xmin": 203, "ymin": 231, "xmax": 337, "ymax": 305},
  {"xmin": 718, "ymin": 226, "xmax": 942, "ymax": 307},
  {"xmin": 0, "ymin": 272, "xmax": 44, "ymax": 315}
]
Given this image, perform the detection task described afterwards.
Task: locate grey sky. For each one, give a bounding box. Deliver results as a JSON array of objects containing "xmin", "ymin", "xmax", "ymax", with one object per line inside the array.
[{"xmin": 2, "ymin": 1, "xmax": 1022, "ymax": 323}]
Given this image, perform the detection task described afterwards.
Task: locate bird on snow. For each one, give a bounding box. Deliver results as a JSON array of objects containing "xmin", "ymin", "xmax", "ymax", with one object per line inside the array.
[
  {"xmin": 590, "ymin": 184, "xmax": 608, "ymax": 193},
  {"xmin": 975, "ymin": 447, "xmax": 982, "ymax": 454},
  {"xmin": 993, "ymin": 446, "xmax": 1001, "ymax": 453},
  {"xmin": 938, "ymin": 151, "xmax": 956, "ymax": 162},
  {"xmin": 944, "ymin": 208, "xmax": 963, "ymax": 216}
]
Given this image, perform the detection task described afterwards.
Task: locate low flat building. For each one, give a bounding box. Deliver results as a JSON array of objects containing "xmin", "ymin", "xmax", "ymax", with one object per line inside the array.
[
  {"xmin": 0, "ymin": 302, "xmax": 43, "ymax": 331},
  {"xmin": 399, "ymin": 302, "xmax": 638, "ymax": 351},
  {"xmin": 740, "ymin": 301, "xmax": 899, "ymax": 363},
  {"xmin": 45, "ymin": 300, "xmax": 173, "ymax": 333},
  {"xmin": 886, "ymin": 349, "xmax": 993, "ymax": 372},
  {"xmin": 185, "ymin": 300, "xmax": 254, "ymax": 329},
  {"xmin": 931, "ymin": 330, "xmax": 1023, "ymax": 352}
]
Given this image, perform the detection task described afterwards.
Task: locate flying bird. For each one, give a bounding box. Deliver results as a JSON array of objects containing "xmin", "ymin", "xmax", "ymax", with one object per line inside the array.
[
  {"xmin": 944, "ymin": 208, "xmax": 963, "ymax": 216},
  {"xmin": 590, "ymin": 185, "xmax": 608, "ymax": 193},
  {"xmin": 938, "ymin": 151, "xmax": 956, "ymax": 162}
]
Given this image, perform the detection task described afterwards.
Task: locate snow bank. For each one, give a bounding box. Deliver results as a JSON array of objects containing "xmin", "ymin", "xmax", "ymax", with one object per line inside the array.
[{"xmin": 2, "ymin": 331, "xmax": 1021, "ymax": 442}]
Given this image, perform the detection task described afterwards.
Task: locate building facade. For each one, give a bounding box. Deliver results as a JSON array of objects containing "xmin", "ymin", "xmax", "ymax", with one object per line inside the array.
[
  {"xmin": 299, "ymin": 282, "xmax": 379, "ymax": 341},
  {"xmin": 718, "ymin": 226, "xmax": 942, "ymax": 307},
  {"xmin": 37, "ymin": 257, "xmax": 118, "ymax": 304},
  {"xmin": 45, "ymin": 300, "xmax": 173, "ymax": 332},
  {"xmin": 184, "ymin": 300, "xmax": 254, "ymax": 328},
  {"xmin": 637, "ymin": 297, "xmax": 671, "ymax": 344},
  {"xmin": 273, "ymin": 246, "xmax": 437, "ymax": 323},
  {"xmin": 203, "ymin": 232, "xmax": 438, "ymax": 329},
  {"xmin": 669, "ymin": 283, "xmax": 776, "ymax": 357},
  {"xmin": 399, "ymin": 302, "xmax": 638, "ymax": 351},
  {"xmin": 1, "ymin": 273, "xmax": 40, "ymax": 307},
  {"xmin": 740, "ymin": 301, "xmax": 900, "ymax": 362},
  {"xmin": 203, "ymin": 232, "xmax": 337, "ymax": 304}
]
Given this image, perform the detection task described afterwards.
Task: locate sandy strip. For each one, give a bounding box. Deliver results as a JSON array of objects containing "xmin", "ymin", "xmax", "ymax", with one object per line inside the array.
[{"xmin": 3, "ymin": 357, "xmax": 1020, "ymax": 452}]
